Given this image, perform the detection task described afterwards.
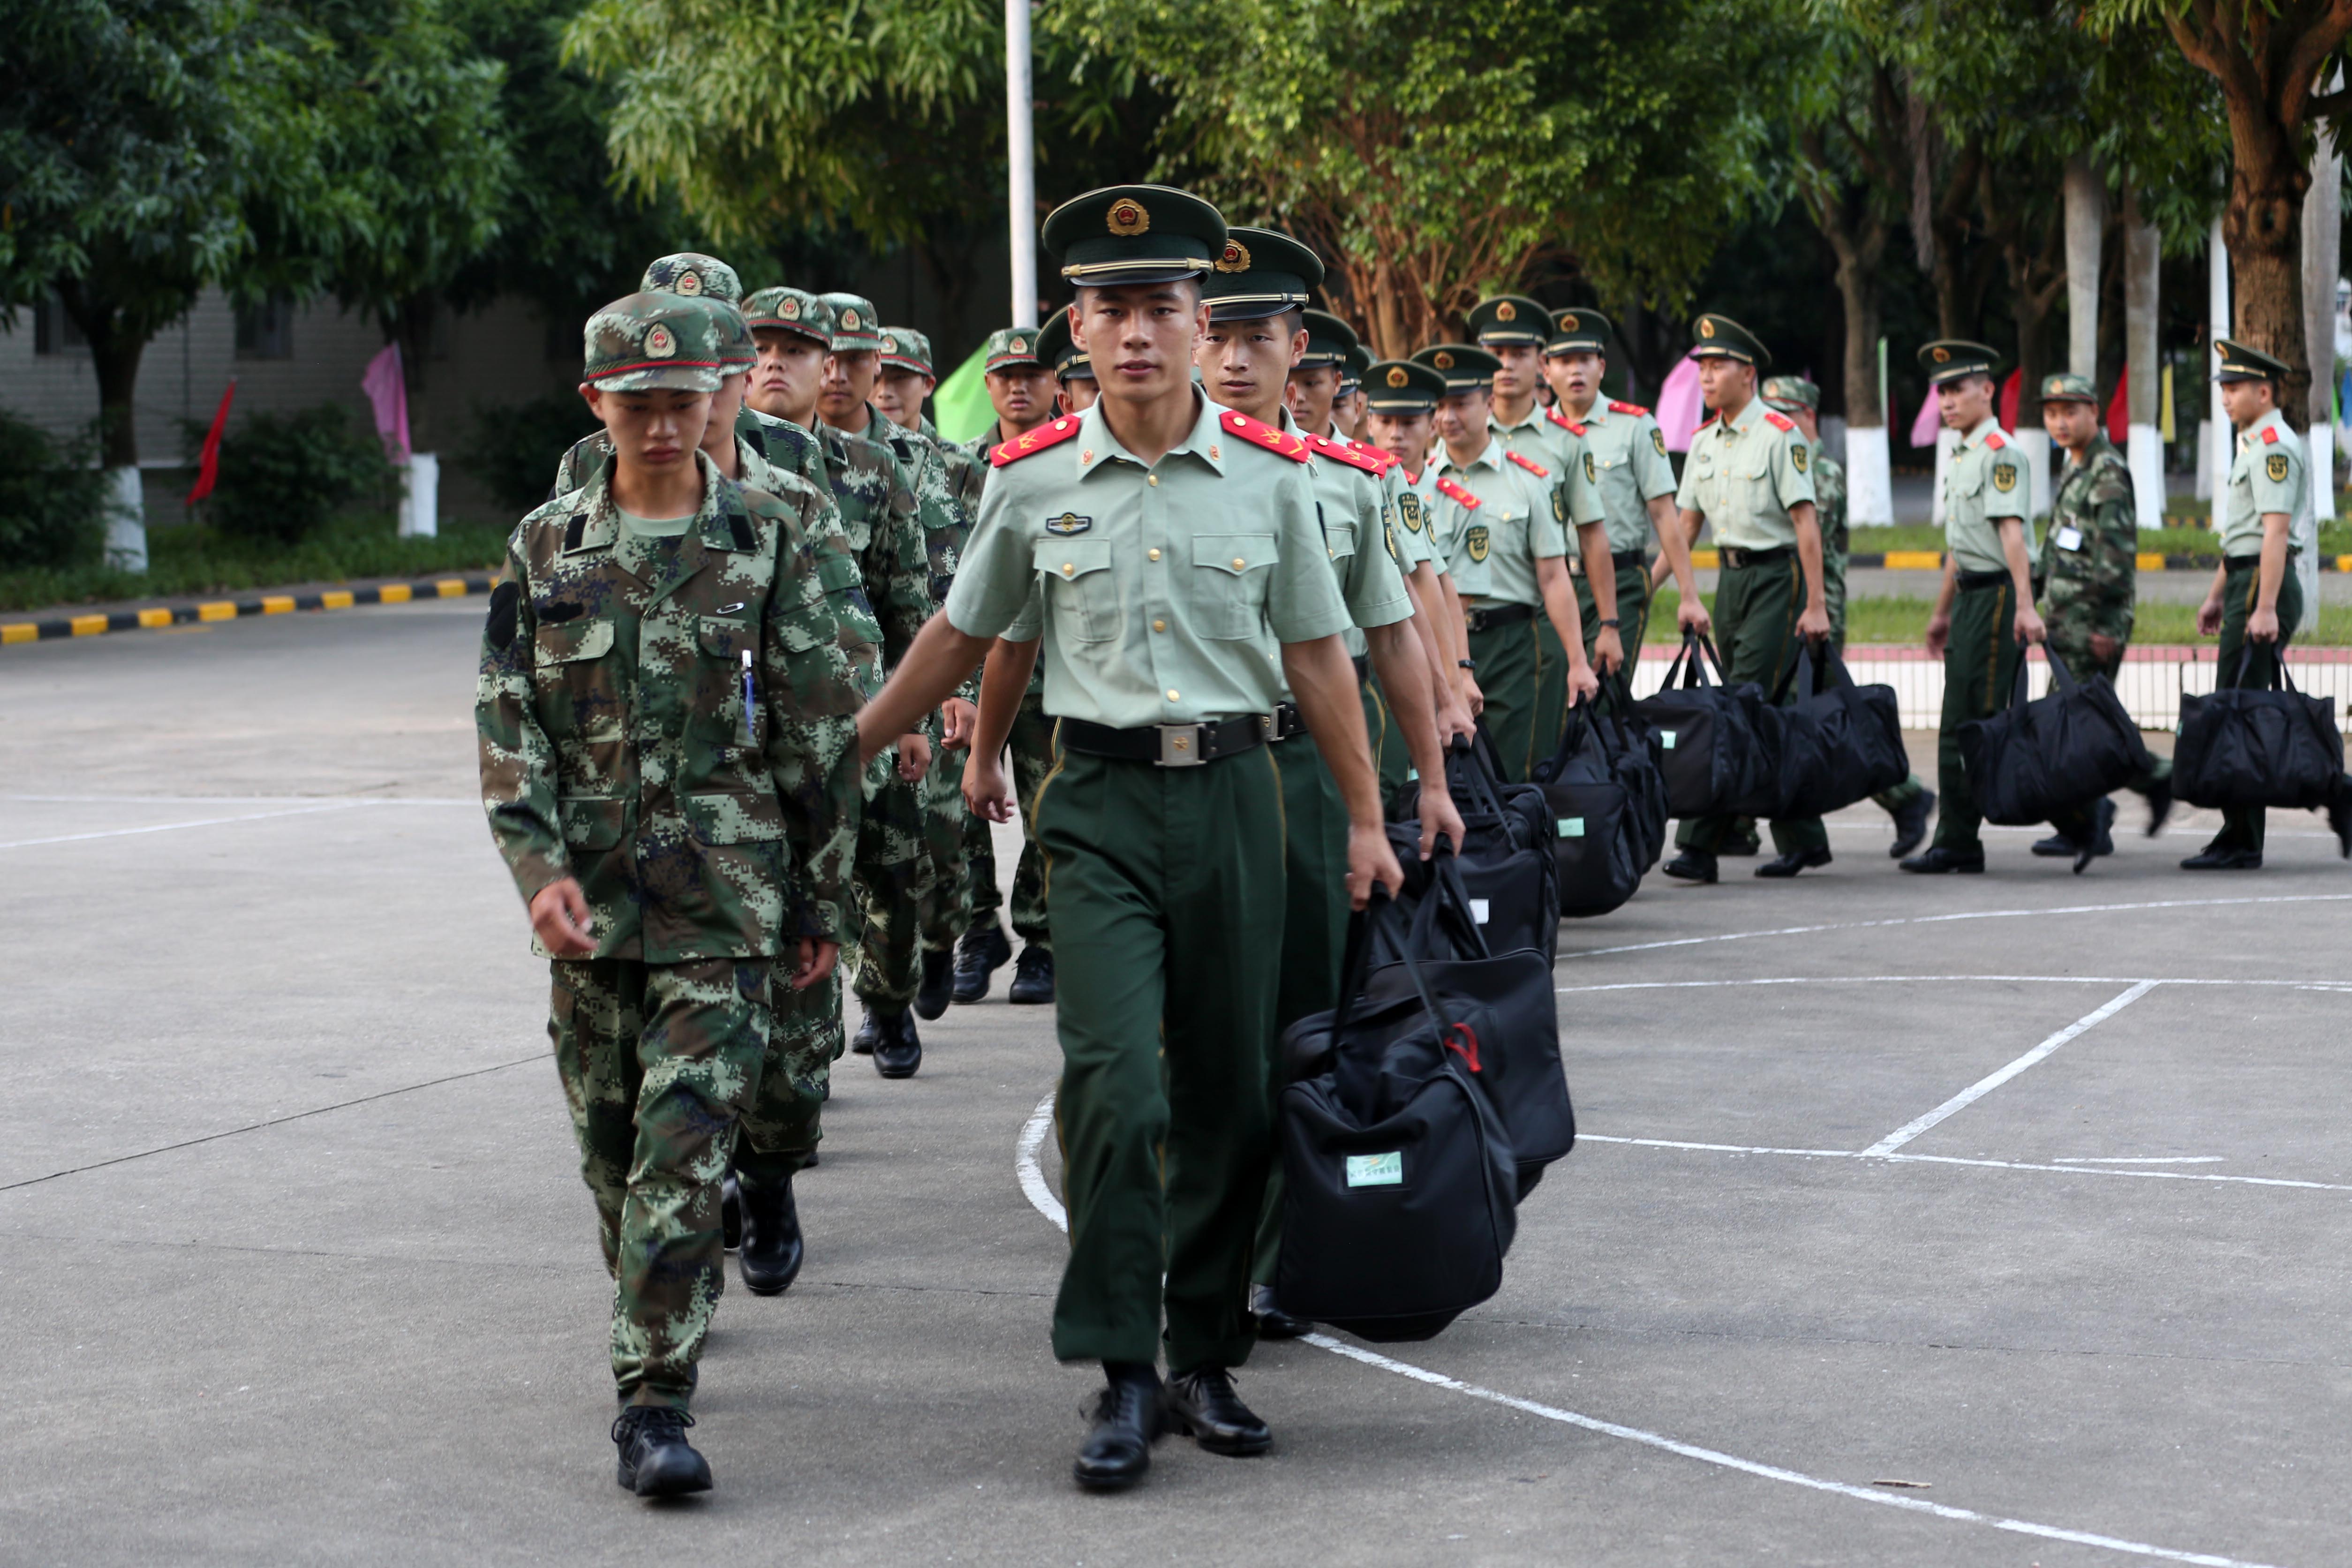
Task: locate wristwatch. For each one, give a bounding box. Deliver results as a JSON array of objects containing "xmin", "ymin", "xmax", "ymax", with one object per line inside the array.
[
  {"xmin": 1456, "ymin": 658, "xmax": 1477, "ymax": 671},
  {"xmin": 1598, "ymin": 618, "xmax": 1621, "ymax": 629}
]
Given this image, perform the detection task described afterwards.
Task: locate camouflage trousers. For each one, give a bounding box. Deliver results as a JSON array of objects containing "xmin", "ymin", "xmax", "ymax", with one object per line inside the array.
[
  {"xmin": 848, "ymin": 754, "xmax": 930, "ymax": 1012},
  {"xmin": 736, "ymin": 959, "xmax": 838, "ymax": 1183},
  {"xmin": 961, "ymin": 691, "xmax": 1057, "ymax": 950},
  {"xmin": 549, "ymin": 956, "xmax": 767, "ymax": 1409},
  {"xmin": 914, "ymin": 733, "xmax": 973, "ymax": 958}
]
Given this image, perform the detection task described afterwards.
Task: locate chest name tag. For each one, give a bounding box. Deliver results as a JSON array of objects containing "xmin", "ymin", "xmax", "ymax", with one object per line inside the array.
[
  {"xmin": 1557, "ymin": 817, "xmax": 1585, "ymax": 837},
  {"xmin": 1345, "ymin": 1152, "xmax": 1403, "ymax": 1188},
  {"xmin": 1659, "ymin": 729, "xmax": 1678, "ymax": 749},
  {"xmin": 2054, "ymin": 526, "xmax": 2084, "ymax": 552},
  {"xmin": 1044, "ymin": 512, "xmax": 1093, "ymax": 536}
]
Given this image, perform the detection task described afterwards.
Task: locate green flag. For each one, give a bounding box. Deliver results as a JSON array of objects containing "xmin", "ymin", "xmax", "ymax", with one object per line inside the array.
[{"xmin": 933, "ymin": 340, "xmax": 995, "ymax": 446}]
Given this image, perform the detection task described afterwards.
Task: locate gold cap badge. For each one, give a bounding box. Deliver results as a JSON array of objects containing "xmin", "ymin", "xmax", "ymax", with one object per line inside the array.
[
  {"xmin": 1932, "ymin": 345, "xmax": 1950, "ymax": 363},
  {"xmin": 1698, "ymin": 319, "xmax": 1716, "ymax": 339},
  {"xmin": 780, "ymin": 299, "xmax": 801, "ymax": 320},
  {"xmin": 842, "ymin": 308, "xmax": 862, "ymax": 331},
  {"xmin": 1495, "ymin": 301, "xmax": 1517, "ymax": 322},
  {"xmin": 1386, "ymin": 366, "xmax": 1409, "ymax": 388},
  {"xmin": 1216, "ymin": 240, "xmax": 1251, "ymax": 273},
  {"xmin": 1433, "ymin": 351, "xmax": 1455, "ymax": 370},
  {"xmin": 1108, "ymin": 199, "xmax": 1151, "ymax": 236},
  {"xmin": 676, "ymin": 271, "xmax": 703, "ymax": 296},
  {"xmin": 644, "ymin": 324, "xmax": 676, "ymax": 358},
  {"xmin": 1011, "ymin": 336, "xmax": 1027, "ymax": 353}
]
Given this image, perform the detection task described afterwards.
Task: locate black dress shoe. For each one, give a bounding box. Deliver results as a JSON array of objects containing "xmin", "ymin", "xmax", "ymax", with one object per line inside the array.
[
  {"xmin": 913, "ymin": 949, "xmax": 955, "ymax": 1021},
  {"xmin": 1887, "ymin": 788, "xmax": 1936, "ymax": 859},
  {"xmin": 2073, "ymin": 798, "xmax": 2117, "ymax": 874},
  {"xmin": 612, "ymin": 1406, "xmax": 711, "ymax": 1498},
  {"xmin": 720, "ymin": 1172, "xmax": 742, "ymax": 1252},
  {"xmin": 1074, "ymin": 1363, "xmax": 1164, "ymax": 1492},
  {"xmin": 2180, "ymin": 845, "xmax": 2262, "ymax": 870},
  {"xmin": 737, "ymin": 1171, "xmax": 804, "ymax": 1295},
  {"xmin": 1007, "ymin": 946, "xmax": 1055, "ymax": 1005},
  {"xmin": 868, "ymin": 1009, "xmax": 921, "ymax": 1078},
  {"xmin": 1720, "ymin": 825, "xmax": 1761, "ymax": 857},
  {"xmin": 1754, "ymin": 846, "xmax": 1831, "ymax": 878},
  {"xmin": 2031, "ymin": 832, "xmax": 2076, "ymax": 858},
  {"xmin": 1164, "ymin": 1367, "xmax": 1272, "ymax": 1457},
  {"xmin": 1250, "ymin": 1283, "xmax": 1309, "ymax": 1340},
  {"xmin": 850, "ymin": 1010, "xmax": 880, "ymax": 1055},
  {"xmin": 1900, "ymin": 845, "xmax": 1985, "ymax": 874},
  {"xmin": 1662, "ymin": 850, "xmax": 1718, "ymax": 884},
  {"xmin": 2328, "ymin": 784, "xmax": 2352, "ymax": 858},
  {"xmin": 2143, "ymin": 774, "xmax": 2173, "ymax": 837},
  {"xmin": 951, "ymin": 922, "xmax": 1011, "ymax": 1004}
]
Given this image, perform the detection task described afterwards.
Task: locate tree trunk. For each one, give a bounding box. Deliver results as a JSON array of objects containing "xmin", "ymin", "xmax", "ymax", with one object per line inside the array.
[
  {"xmin": 2063, "ymin": 153, "xmax": 2104, "ymax": 377},
  {"xmin": 89, "ymin": 333, "xmax": 147, "ymax": 471},
  {"xmin": 2224, "ymin": 135, "xmax": 2313, "ymax": 426},
  {"xmin": 2122, "ymin": 181, "xmax": 2165, "ymax": 532}
]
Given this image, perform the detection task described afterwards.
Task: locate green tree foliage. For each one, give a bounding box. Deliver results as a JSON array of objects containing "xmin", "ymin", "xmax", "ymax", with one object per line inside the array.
[
  {"xmin": 0, "ymin": 411, "xmax": 111, "ymax": 568},
  {"xmin": 190, "ymin": 402, "xmax": 394, "ymax": 544}
]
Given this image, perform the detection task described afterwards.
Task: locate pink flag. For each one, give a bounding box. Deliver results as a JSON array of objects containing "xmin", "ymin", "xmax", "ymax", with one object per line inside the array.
[
  {"xmin": 1908, "ymin": 386, "xmax": 1942, "ymax": 447},
  {"xmin": 361, "ymin": 342, "xmax": 410, "ymax": 465},
  {"xmin": 1656, "ymin": 354, "xmax": 1704, "ymax": 451}
]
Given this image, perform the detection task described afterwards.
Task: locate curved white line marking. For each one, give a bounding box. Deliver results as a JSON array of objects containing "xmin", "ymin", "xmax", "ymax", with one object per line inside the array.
[{"xmin": 1013, "ymin": 1092, "xmax": 2286, "ymax": 1567}]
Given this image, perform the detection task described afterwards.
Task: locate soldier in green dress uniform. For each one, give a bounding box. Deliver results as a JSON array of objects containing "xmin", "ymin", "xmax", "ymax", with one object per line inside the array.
[
  {"xmin": 2028, "ymin": 372, "xmax": 2171, "ymax": 868},
  {"xmin": 1417, "ymin": 342, "xmax": 1598, "ymax": 779},
  {"xmin": 477, "ymin": 293, "xmax": 863, "ymax": 1496},
  {"xmin": 1759, "ymin": 375, "xmax": 1938, "ymax": 859},
  {"xmin": 1900, "ymin": 340, "xmax": 2046, "ymax": 873},
  {"xmin": 2185, "ymin": 340, "xmax": 2352, "ymax": 866},
  {"xmin": 864, "ymin": 186, "xmax": 1405, "ymax": 1492},
  {"xmin": 1039, "ymin": 309, "xmax": 1100, "ymax": 415}
]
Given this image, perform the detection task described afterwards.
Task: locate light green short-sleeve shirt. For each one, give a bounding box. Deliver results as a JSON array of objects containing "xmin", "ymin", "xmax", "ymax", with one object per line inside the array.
[
  {"xmin": 1562, "ymin": 399, "xmax": 1677, "ymax": 553},
  {"xmin": 945, "ymin": 395, "xmax": 1351, "ymax": 728},
  {"xmin": 1940, "ymin": 417, "xmax": 2028, "ymax": 573},
  {"xmin": 1493, "ymin": 403, "xmax": 1603, "ymax": 528},
  {"xmin": 1286, "ymin": 412, "xmax": 1412, "ymax": 663},
  {"xmin": 2221, "ymin": 407, "xmax": 2308, "ymax": 556},
  {"xmin": 1391, "ymin": 463, "xmax": 1445, "ymax": 575},
  {"xmin": 1674, "ymin": 396, "xmax": 1817, "ymax": 552},
  {"xmin": 1432, "ymin": 438, "xmax": 1568, "ymax": 606}
]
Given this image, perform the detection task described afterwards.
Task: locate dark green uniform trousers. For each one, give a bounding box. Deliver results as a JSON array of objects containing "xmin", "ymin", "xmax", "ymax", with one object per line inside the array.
[
  {"xmin": 2207, "ymin": 560, "xmax": 2306, "ymax": 854},
  {"xmin": 1931, "ymin": 575, "xmax": 2026, "ymax": 853},
  {"xmin": 550, "ymin": 956, "xmax": 767, "ymax": 1408},
  {"xmin": 1676, "ymin": 555, "xmax": 1827, "ymax": 856},
  {"xmin": 1576, "ymin": 558, "xmax": 1651, "ymax": 680},
  {"xmin": 1253, "ymin": 736, "xmax": 1350, "ymax": 1286},
  {"xmin": 962, "ymin": 691, "xmax": 1057, "ymax": 950},
  {"xmin": 1038, "ymin": 743, "xmax": 1284, "ymax": 1375},
  {"xmin": 1468, "ymin": 605, "xmax": 1570, "ymax": 783}
]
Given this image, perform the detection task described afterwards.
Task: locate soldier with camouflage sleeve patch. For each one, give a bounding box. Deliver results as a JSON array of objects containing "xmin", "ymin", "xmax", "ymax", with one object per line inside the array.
[
  {"xmin": 2030, "ymin": 372, "xmax": 2172, "ymax": 867},
  {"xmin": 477, "ymin": 294, "xmax": 863, "ymax": 1499}
]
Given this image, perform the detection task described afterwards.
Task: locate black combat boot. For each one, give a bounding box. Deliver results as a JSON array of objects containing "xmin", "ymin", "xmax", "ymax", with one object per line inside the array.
[
  {"xmin": 1007, "ymin": 945, "xmax": 1055, "ymax": 1005},
  {"xmin": 612, "ymin": 1405, "xmax": 711, "ymax": 1498},
  {"xmin": 867, "ymin": 1008, "xmax": 921, "ymax": 1078},
  {"xmin": 952, "ymin": 921, "xmax": 1011, "ymax": 1003},
  {"xmin": 737, "ymin": 1169, "xmax": 804, "ymax": 1296},
  {"xmin": 913, "ymin": 948, "xmax": 955, "ymax": 1020}
]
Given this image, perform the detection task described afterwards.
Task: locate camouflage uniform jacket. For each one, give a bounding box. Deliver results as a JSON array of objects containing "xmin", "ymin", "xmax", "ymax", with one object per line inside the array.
[
  {"xmin": 817, "ymin": 421, "xmax": 933, "ymax": 670},
  {"xmin": 476, "ymin": 450, "xmax": 867, "ymax": 960},
  {"xmin": 1810, "ymin": 444, "xmax": 1851, "ymax": 646},
  {"xmin": 927, "ymin": 415, "xmax": 989, "ymax": 521},
  {"xmin": 868, "ymin": 407, "xmax": 969, "ymax": 609},
  {"xmin": 2039, "ymin": 436, "xmax": 2137, "ymax": 647}
]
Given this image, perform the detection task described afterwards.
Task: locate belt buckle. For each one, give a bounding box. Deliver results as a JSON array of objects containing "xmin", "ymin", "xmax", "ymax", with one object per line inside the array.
[{"xmin": 1157, "ymin": 722, "xmax": 1206, "ymax": 766}]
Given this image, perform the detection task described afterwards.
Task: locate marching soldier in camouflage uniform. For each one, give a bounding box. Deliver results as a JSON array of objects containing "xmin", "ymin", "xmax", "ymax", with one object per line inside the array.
[
  {"xmin": 1040, "ymin": 309, "xmax": 1101, "ymax": 415},
  {"xmin": 954, "ymin": 326, "xmax": 1066, "ymax": 1007},
  {"xmin": 2030, "ymin": 373, "xmax": 2171, "ymax": 866},
  {"xmin": 1760, "ymin": 375, "xmax": 1937, "ymax": 859},
  {"xmin": 477, "ymin": 294, "xmax": 863, "ymax": 1497}
]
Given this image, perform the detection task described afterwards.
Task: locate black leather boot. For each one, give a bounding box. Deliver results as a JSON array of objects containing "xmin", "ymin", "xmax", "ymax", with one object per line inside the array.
[
  {"xmin": 612, "ymin": 1405, "xmax": 711, "ymax": 1498},
  {"xmin": 1754, "ymin": 846, "xmax": 1830, "ymax": 878},
  {"xmin": 867, "ymin": 1008, "xmax": 921, "ymax": 1078},
  {"xmin": 1007, "ymin": 945, "xmax": 1055, "ymax": 1005},
  {"xmin": 1887, "ymin": 788, "xmax": 1936, "ymax": 858},
  {"xmin": 1250, "ymin": 1283, "xmax": 1309, "ymax": 1339},
  {"xmin": 1074, "ymin": 1361, "xmax": 1164, "ymax": 1492},
  {"xmin": 737, "ymin": 1170, "xmax": 804, "ymax": 1296},
  {"xmin": 1900, "ymin": 844, "xmax": 1985, "ymax": 873},
  {"xmin": 1662, "ymin": 849, "xmax": 1717, "ymax": 883},
  {"xmin": 913, "ymin": 949, "xmax": 955, "ymax": 1021},
  {"xmin": 951, "ymin": 921, "xmax": 1011, "ymax": 1003}
]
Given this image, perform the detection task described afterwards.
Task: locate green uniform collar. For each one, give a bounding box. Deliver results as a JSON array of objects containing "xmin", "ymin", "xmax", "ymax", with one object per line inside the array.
[{"xmin": 1075, "ymin": 391, "xmax": 1229, "ymax": 478}]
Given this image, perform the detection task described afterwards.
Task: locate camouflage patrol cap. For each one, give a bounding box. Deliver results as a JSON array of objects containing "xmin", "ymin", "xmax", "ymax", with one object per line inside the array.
[
  {"xmin": 879, "ymin": 326, "xmax": 933, "ymax": 377},
  {"xmin": 1467, "ymin": 294, "xmax": 1551, "ymax": 348},
  {"xmin": 1034, "ymin": 312, "xmax": 1090, "ymax": 382},
  {"xmin": 1761, "ymin": 375, "xmax": 1820, "ymax": 413},
  {"xmin": 581, "ymin": 293, "xmax": 724, "ymax": 391},
  {"xmin": 743, "ymin": 286, "xmax": 832, "ymax": 347},
  {"xmin": 709, "ymin": 299, "xmax": 757, "ymax": 373},
  {"xmin": 1690, "ymin": 313, "xmax": 1771, "ymax": 368},
  {"xmin": 819, "ymin": 292, "xmax": 886, "ymax": 353},
  {"xmin": 983, "ymin": 326, "xmax": 1045, "ymax": 372},
  {"xmin": 1297, "ymin": 309, "xmax": 1359, "ymax": 370},
  {"xmin": 2039, "ymin": 371, "xmax": 2098, "ymax": 405},
  {"xmin": 1411, "ymin": 342, "xmax": 1500, "ymax": 392},
  {"xmin": 641, "ymin": 253, "xmax": 742, "ymax": 303},
  {"xmin": 1546, "ymin": 307, "xmax": 1613, "ymax": 357}
]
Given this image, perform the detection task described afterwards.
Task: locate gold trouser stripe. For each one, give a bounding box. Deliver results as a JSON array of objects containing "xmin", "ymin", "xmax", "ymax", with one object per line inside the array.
[{"xmin": 1031, "ymin": 718, "xmax": 1071, "ymax": 908}]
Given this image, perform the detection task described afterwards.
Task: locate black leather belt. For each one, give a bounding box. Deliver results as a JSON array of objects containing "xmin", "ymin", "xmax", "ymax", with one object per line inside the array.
[
  {"xmin": 1058, "ymin": 714, "xmax": 1272, "ymax": 766},
  {"xmin": 1957, "ymin": 568, "xmax": 2012, "ymax": 590},
  {"xmin": 1271, "ymin": 700, "xmax": 1306, "ymax": 741},
  {"xmin": 1717, "ymin": 546, "xmax": 1790, "ymax": 569},
  {"xmin": 1568, "ymin": 548, "xmax": 1648, "ymax": 577},
  {"xmin": 2224, "ymin": 553, "xmax": 2263, "ymax": 568},
  {"xmin": 1463, "ymin": 602, "xmax": 1536, "ymax": 633}
]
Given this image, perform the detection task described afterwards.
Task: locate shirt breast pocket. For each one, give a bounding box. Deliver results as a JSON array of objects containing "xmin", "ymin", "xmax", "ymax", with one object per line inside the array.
[
  {"xmin": 1324, "ymin": 517, "xmax": 1358, "ymax": 564},
  {"xmin": 1689, "ymin": 449, "xmax": 1723, "ymax": 515},
  {"xmin": 1191, "ymin": 533, "xmax": 1280, "ymax": 639},
  {"xmin": 1033, "ymin": 537, "xmax": 1120, "ymax": 642}
]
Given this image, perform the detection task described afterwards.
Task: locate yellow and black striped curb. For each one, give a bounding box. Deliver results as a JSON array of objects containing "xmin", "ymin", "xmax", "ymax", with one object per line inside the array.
[
  {"xmin": 1704, "ymin": 550, "xmax": 2352, "ymax": 573},
  {"xmin": 0, "ymin": 573, "xmax": 498, "ymax": 648}
]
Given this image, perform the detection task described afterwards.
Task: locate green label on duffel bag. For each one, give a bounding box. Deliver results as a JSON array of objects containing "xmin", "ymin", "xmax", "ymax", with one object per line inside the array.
[
  {"xmin": 1659, "ymin": 729, "xmax": 1677, "ymax": 749},
  {"xmin": 1556, "ymin": 817, "xmax": 1585, "ymax": 837},
  {"xmin": 1344, "ymin": 1152, "xmax": 1403, "ymax": 1187}
]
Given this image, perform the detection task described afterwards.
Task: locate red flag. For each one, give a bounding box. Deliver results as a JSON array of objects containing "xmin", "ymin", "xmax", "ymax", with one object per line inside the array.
[
  {"xmin": 2106, "ymin": 363, "xmax": 2130, "ymax": 443},
  {"xmin": 1998, "ymin": 367, "xmax": 2022, "ymax": 431},
  {"xmin": 185, "ymin": 378, "xmax": 236, "ymax": 506}
]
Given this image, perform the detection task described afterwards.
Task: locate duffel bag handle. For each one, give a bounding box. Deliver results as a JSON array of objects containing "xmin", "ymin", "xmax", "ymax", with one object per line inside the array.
[
  {"xmin": 2045, "ymin": 645, "xmax": 2080, "ymax": 693},
  {"xmin": 1448, "ymin": 727, "xmax": 1510, "ymax": 820},
  {"xmin": 1331, "ymin": 877, "xmax": 1474, "ymax": 1061}
]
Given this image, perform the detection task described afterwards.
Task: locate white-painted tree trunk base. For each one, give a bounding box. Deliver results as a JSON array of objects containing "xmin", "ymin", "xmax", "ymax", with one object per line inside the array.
[
  {"xmin": 397, "ymin": 453, "xmax": 438, "ymax": 538},
  {"xmin": 1845, "ymin": 423, "xmax": 1893, "ymax": 525},
  {"xmin": 2126, "ymin": 424, "xmax": 2165, "ymax": 534},
  {"xmin": 105, "ymin": 466, "xmax": 148, "ymax": 573}
]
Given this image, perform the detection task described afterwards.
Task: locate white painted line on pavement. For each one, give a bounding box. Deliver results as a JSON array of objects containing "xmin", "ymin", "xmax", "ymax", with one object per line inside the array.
[
  {"xmin": 0, "ymin": 793, "xmax": 476, "ymax": 806},
  {"xmin": 2056, "ymin": 1156, "xmax": 2226, "ymax": 1165},
  {"xmin": 1576, "ymin": 1135, "xmax": 2352, "ymax": 1193},
  {"xmin": 0, "ymin": 796, "xmax": 475, "ymax": 849},
  {"xmin": 1555, "ymin": 975, "xmax": 2349, "ymax": 992},
  {"xmin": 0, "ymin": 801, "xmax": 370, "ymax": 849},
  {"xmin": 1862, "ymin": 981, "xmax": 2160, "ymax": 1156},
  {"xmin": 1564, "ymin": 894, "xmax": 2352, "ymax": 960},
  {"xmin": 1011, "ymin": 1096, "xmax": 2285, "ymax": 1568}
]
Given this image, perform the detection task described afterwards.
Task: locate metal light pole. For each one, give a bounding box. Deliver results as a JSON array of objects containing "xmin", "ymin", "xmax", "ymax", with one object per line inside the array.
[{"xmin": 1005, "ymin": 0, "xmax": 1037, "ymax": 329}]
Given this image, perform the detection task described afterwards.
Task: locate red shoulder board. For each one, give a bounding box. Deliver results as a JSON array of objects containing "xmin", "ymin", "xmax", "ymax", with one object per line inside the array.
[
  {"xmin": 1545, "ymin": 407, "xmax": 1588, "ymax": 437},
  {"xmin": 1983, "ymin": 431, "xmax": 2007, "ymax": 451},
  {"xmin": 2261, "ymin": 425, "xmax": 2281, "ymax": 445},
  {"xmin": 1435, "ymin": 476, "xmax": 1482, "ymax": 509},
  {"xmin": 1305, "ymin": 431, "xmax": 1386, "ymax": 475},
  {"xmin": 1506, "ymin": 450, "xmax": 1550, "ymax": 478},
  {"xmin": 991, "ymin": 417, "xmax": 1083, "ymax": 467},
  {"xmin": 1353, "ymin": 441, "xmax": 1399, "ymax": 470},
  {"xmin": 1221, "ymin": 410, "xmax": 1312, "ymax": 463},
  {"xmin": 1609, "ymin": 400, "xmax": 1650, "ymax": 416},
  {"xmin": 1763, "ymin": 410, "xmax": 1796, "ymax": 432}
]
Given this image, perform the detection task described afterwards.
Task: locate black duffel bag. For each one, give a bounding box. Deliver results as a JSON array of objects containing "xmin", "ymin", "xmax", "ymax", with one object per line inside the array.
[
  {"xmin": 2174, "ymin": 647, "xmax": 2347, "ymax": 810},
  {"xmin": 1631, "ymin": 633, "xmax": 1781, "ymax": 819},
  {"xmin": 1956, "ymin": 649, "xmax": 2157, "ymax": 825},
  {"xmin": 1769, "ymin": 643, "xmax": 1911, "ymax": 818},
  {"xmin": 1276, "ymin": 893, "xmax": 1523, "ymax": 1341},
  {"xmin": 1394, "ymin": 730, "xmax": 1558, "ymax": 963},
  {"xmin": 1598, "ymin": 674, "xmax": 1671, "ymax": 868},
  {"xmin": 1531, "ymin": 702, "xmax": 1649, "ymax": 917}
]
